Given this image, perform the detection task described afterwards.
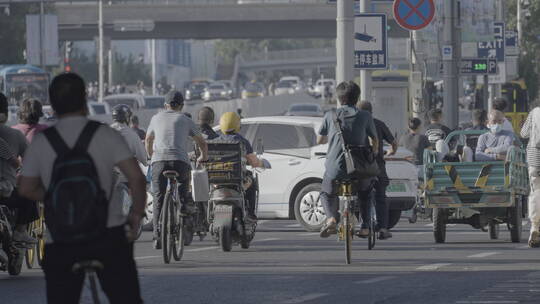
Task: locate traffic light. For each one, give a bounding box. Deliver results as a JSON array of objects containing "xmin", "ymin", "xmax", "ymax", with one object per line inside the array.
[{"xmin": 64, "ymin": 41, "xmax": 73, "ymax": 72}]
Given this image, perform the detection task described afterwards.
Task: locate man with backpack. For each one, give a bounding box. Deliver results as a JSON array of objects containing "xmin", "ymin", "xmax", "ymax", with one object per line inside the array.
[
  {"xmin": 520, "ymin": 103, "xmax": 540, "ymax": 248},
  {"xmin": 18, "ymin": 73, "xmax": 146, "ymax": 303},
  {"xmin": 317, "ymin": 81, "xmax": 379, "ymax": 238}
]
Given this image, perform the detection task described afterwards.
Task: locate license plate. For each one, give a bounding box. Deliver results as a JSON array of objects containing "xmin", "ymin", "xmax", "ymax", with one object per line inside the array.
[{"xmin": 387, "ymin": 182, "xmax": 407, "ymax": 193}]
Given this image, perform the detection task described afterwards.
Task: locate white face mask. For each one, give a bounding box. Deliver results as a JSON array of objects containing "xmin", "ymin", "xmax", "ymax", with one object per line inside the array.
[{"xmin": 488, "ymin": 123, "xmax": 503, "ymax": 134}]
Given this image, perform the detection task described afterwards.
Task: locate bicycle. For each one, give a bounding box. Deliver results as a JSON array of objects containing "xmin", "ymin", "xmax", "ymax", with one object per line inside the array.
[
  {"xmin": 337, "ymin": 179, "xmax": 378, "ymax": 264},
  {"xmin": 160, "ymin": 170, "xmax": 186, "ymax": 264},
  {"xmin": 72, "ymin": 260, "xmax": 103, "ymax": 304},
  {"xmin": 25, "ymin": 202, "xmax": 46, "ymax": 268}
]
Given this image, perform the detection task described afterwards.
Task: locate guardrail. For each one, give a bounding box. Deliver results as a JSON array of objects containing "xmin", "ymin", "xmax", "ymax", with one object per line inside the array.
[{"xmin": 56, "ymin": 0, "xmax": 329, "ymax": 5}]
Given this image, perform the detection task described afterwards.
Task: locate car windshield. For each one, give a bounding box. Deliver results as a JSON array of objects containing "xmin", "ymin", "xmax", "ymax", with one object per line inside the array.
[
  {"xmin": 209, "ymin": 84, "xmax": 225, "ymax": 90},
  {"xmin": 276, "ymin": 81, "xmax": 294, "ymax": 88},
  {"xmin": 144, "ymin": 97, "xmax": 165, "ymax": 109},
  {"xmin": 245, "ymin": 83, "xmax": 262, "ymax": 92},
  {"xmin": 91, "ymin": 104, "xmax": 107, "ymax": 115},
  {"xmin": 290, "ymin": 104, "xmax": 319, "ymax": 112},
  {"xmin": 105, "ymin": 98, "xmax": 137, "ymax": 109},
  {"xmin": 190, "ymin": 84, "xmax": 206, "ymax": 91}
]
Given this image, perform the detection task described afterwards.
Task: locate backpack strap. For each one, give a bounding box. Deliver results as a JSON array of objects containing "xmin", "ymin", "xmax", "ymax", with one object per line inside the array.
[
  {"xmin": 74, "ymin": 121, "xmax": 101, "ymax": 152},
  {"xmin": 43, "ymin": 127, "xmax": 70, "ymax": 156}
]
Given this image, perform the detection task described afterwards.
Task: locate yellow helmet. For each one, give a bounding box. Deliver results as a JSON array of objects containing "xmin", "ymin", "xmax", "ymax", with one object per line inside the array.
[{"xmin": 220, "ymin": 112, "xmax": 241, "ymax": 134}]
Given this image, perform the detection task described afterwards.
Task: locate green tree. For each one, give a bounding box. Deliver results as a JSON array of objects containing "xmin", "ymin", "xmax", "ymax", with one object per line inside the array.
[
  {"xmin": 505, "ymin": 0, "xmax": 540, "ymax": 101},
  {"xmin": 0, "ymin": 4, "xmax": 42, "ymax": 65},
  {"xmin": 112, "ymin": 53, "xmax": 151, "ymax": 86}
]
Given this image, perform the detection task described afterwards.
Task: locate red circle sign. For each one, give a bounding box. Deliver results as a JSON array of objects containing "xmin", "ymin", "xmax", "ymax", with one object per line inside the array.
[{"xmin": 393, "ymin": 0, "xmax": 436, "ymax": 31}]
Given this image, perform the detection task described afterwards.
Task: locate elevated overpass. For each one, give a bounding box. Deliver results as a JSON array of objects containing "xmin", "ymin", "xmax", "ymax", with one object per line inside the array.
[{"xmin": 55, "ymin": 0, "xmax": 408, "ymax": 40}]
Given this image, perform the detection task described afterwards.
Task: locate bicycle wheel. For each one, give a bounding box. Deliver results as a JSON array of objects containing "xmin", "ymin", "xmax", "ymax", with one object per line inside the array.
[
  {"xmin": 368, "ymin": 203, "xmax": 376, "ymax": 250},
  {"xmin": 173, "ymin": 203, "xmax": 185, "ymax": 261},
  {"xmin": 25, "ymin": 221, "xmax": 36, "ymax": 269},
  {"xmin": 161, "ymin": 192, "xmax": 173, "ymax": 264},
  {"xmin": 344, "ymin": 211, "xmax": 352, "ymax": 264},
  {"xmin": 36, "ymin": 217, "xmax": 46, "ymax": 267}
]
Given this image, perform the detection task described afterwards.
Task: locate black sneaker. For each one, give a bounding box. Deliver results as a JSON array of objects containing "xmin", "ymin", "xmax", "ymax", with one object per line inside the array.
[{"xmin": 153, "ymin": 238, "xmax": 162, "ymax": 250}]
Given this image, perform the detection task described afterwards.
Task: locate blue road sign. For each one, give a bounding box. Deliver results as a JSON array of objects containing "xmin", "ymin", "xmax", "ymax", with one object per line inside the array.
[
  {"xmin": 393, "ymin": 0, "xmax": 435, "ymax": 30},
  {"xmin": 354, "ymin": 14, "xmax": 388, "ymax": 69},
  {"xmin": 505, "ymin": 30, "xmax": 518, "ymax": 56},
  {"xmin": 478, "ymin": 22, "xmax": 505, "ymax": 62}
]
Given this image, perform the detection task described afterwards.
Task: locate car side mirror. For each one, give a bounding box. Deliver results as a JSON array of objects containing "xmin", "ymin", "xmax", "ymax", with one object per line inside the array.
[{"xmin": 256, "ymin": 138, "xmax": 264, "ymax": 155}]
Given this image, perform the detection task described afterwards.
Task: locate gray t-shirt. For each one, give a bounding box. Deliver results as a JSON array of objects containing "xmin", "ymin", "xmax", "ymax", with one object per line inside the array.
[
  {"xmin": 147, "ymin": 110, "xmax": 201, "ymax": 164},
  {"xmin": 21, "ymin": 116, "xmax": 133, "ymax": 238},
  {"xmin": 0, "ymin": 124, "xmax": 28, "ymax": 187},
  {"xmin": 319, "ymin": 106, "xmax": 377, "ymax": 179},
  {"xmin": 400, "ymin": 133, "xmax": 431, "ymax": 165}
]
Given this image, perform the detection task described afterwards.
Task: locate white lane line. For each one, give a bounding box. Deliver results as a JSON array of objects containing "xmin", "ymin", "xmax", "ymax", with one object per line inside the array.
[
  {"xmin": 456, "ymin": 301, "xmax": 518, "ymax": 304},
  {"xmin": 467, "ymin": 252, "xmax": 499, "ymax": 258},
  {"xmin": 518, "ymin": 245, "xmax": 530, "ymax": 249},
  {"xmin": 424, "ymin": 223, "xmax": 434, "ymax": 227},
  {"xmin": 416, "ymin": 263, "xmax": 451, "ymax": 270},
  {"xmin": 257, "ymin": 220, "xmax": 268, "ymax": 225},
  {"xmin": 282, "ymin": 293, "xmax": 329, "ymax": 304},
  {"xmin": 186, "ymin": 246, "xmax": 219, "ymax": 252},
  {"xmin": 285, "ymin": 224, "xmax": 301, "ymax": 228},
  {"xmin": 253, "ymin": 238, "xmax": 280, "ymax": 242},
  {"xmin": 134, "ymin": 255, "xmax": 160, "ymax": 260},
  {"xmin": 355, "ymin": 276, "xmax": 396, "ymax": 284},
  {"xmin": 298, "ymin": 233, "xmax": 320, "ymax": 236}
]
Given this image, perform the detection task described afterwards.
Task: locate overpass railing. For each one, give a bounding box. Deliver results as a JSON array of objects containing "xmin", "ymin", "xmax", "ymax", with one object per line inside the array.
[{"xmin": 57, "ymin": 0, "xmax": 329, "ymax": 5}]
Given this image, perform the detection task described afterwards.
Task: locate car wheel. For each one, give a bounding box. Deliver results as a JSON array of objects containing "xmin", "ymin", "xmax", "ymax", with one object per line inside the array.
[
  {"xmin": 388, "ymin": 210, "xmax": 402, "ymax": 229},
  {"xmin": 294, "ymin": 183, "xmax": 326, "ymax": 232}
]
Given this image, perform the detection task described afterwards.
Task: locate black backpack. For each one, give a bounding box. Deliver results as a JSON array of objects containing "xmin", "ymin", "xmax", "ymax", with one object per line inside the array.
[{"xmin": 43, "ymin": 121, "xmax": 109, "ymax": 244}]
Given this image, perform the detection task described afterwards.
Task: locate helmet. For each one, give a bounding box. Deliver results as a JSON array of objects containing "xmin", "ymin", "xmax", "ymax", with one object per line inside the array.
[
  {"xmin": 165, "ymin": 90, "xmax": 184, "ymax": 107},
  {"xmin": 112, "ymin": 104, "xmax": 132, "ymax": 124},
  {"xmin": 198, "ymin": 106, "xmax": 215, "ymax": 124},
  {"xmin": 219, "ymin": 112, "xmax": 241, "ymax": 134}
]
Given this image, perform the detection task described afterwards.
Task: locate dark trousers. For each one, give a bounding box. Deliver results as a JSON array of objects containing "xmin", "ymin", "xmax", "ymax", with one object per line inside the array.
[
  {"xmin": 245, "ymin": 174, "xmax": 258, "ymax": 217},
  {"xmin": 359, "ymin": 179, "xmax": 389, "ymax": 229},
  {"xmin": 151, "ymin": 160, "xmax": 191, "ymax": 239},
  {"xmin": 320, "ymin": 173, "xmax": 372, "ymax": 221},
  {"xmin": 2, "ymin": 189, "xmax": 38, "ymax": 225},
  {"xmin": 43, "ymin": 226, "xmax": 142, "ymax": 304}
]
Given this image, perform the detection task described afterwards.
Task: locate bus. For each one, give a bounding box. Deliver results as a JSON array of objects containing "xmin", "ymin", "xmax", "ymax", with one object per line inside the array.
[{"xmin": 0, "ymin": 65, "xmax": 49, "ymax": 105}]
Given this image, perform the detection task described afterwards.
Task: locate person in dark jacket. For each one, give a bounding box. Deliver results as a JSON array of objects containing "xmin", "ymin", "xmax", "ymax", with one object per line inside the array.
[{"xmin": 198, "ymin": 106, "xmax": 219, "ymax": 140}]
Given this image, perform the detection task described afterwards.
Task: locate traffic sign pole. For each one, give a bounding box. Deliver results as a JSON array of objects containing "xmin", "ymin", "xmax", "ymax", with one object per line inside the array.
[
  {"xmin": 442, "ymin": 0, "xmax": 460, "ymax": 129},
  {"xmin": 360, "ymin": 0, "xmax": 371, "ymax": 103},
  {"xmin": 336, "ymin": 0, "xmax": 355, "ymax": 87}
]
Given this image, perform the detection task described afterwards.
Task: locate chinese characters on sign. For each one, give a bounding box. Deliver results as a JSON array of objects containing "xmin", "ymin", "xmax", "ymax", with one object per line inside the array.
[{"xmin": 354, "ymin": 14, "xmax": 388, "ymax": 70}]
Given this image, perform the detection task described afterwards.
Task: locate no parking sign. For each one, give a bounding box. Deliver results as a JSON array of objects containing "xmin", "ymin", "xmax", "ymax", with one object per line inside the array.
[{"xmin": 393, "ymin": 0, "xmax": 435, "ymax": 31}]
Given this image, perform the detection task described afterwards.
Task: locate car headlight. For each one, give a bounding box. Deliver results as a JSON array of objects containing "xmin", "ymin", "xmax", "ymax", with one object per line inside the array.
[{"xmin": 221, "ymin": 91, "xmax": 227, "ymax": 95}]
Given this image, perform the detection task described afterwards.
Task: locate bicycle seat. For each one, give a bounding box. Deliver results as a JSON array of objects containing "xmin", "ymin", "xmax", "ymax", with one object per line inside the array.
[
  {"xmin": 162, "ymin": 170, "xmax": 180, "ymax": 179},
  {"xmin": 72, "ymin": 260, "xmax": 104, "ymax": 274}
]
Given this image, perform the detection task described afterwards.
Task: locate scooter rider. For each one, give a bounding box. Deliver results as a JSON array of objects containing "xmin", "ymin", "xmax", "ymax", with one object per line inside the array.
[
  {"xmin": 111, "ymin": 104, "xmax": 147, "ymax": 167},
  {"xmin": 146, "ymin": 91, "xmax": 208, "ymax": 249},
  {"xmin": 217, "ymin": 112, "xmax": 269, "ymax": 221},
  {"xmin": 198, "ymin": 106, "xmax": 219, "ymax": 140}
]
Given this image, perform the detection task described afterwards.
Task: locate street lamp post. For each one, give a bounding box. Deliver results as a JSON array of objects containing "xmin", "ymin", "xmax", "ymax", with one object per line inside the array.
[{"xmin": 336, "ymin": 0, "xmax": 354, "ymax": 87}]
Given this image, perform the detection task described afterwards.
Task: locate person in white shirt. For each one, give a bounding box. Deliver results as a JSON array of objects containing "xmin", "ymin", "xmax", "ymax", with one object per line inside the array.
[
  {"xmin": 493, "ymin": 97, "xmax": 515, "ymax": 133},
  {"xmin": 110, "ymin": 104, "xmax": 147, "ymax": 167}
]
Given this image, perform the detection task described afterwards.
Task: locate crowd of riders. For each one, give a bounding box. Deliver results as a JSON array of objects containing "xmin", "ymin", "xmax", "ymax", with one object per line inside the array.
[{"xmin": 2, "ymin": 71, "xmax": 540, "ymax": 303}]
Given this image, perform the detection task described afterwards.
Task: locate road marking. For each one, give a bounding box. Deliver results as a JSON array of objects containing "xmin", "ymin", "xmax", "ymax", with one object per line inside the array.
[
  {"xmin": 254, "ymin": 238, "xmax": 280, "ymax": 242},
  {"xmin": 134, "ymin": 255, "xmax": 160, "ymax": 260},
  {"xmin": 517, "ymin": 245, "xmax": 530, "ymax": 249},
  {"xmin": 186, "ymin": 246, "xmax": 219, "ymax": 252},
  {"xmin": 355, "ymin": 276, "xmax": 396, "ymax": 284},
  {"xmin": 298, "ymin": 232, "xmax": 320, "ymax": 236},
  {"xmin": 282, "ymin": 293, "xmax": 328, "ymax": 304},
  {"xmin": 285, "ymin": 224, "xmax": 301, "ymax": 228},
  {"xmin": 424, "ymin": 223, "xmax": 434, "ymax": 227},
  {"xmin": 416, "ymin": 263, "xmax": 451, "ymax": 270},
  {"xmin": 467, "ymin": 252, "xmax": 499, "ymax": 258},
  {"xmin": 257, "ymin": 220, "xmax": 268, "ymax": 225},
  {"xmin": 456, "ymin": 301, "xmax": 518, "ymax": 304}
]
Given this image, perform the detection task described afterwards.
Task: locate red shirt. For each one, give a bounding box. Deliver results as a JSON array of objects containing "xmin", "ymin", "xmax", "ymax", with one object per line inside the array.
[{"xmin": 12, "ymin": 123, "xmax": 49, "ymax": 143}]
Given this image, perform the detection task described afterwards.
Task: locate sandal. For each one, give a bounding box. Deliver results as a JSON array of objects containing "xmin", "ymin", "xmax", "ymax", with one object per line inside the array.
[{"xmin": 320, "ymin": 221, "xmax": 337, "ymax": 238}]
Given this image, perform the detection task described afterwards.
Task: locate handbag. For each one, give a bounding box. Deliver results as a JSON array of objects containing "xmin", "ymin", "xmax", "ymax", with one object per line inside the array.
[{"xmin": 332, "ymin": 110, "xmax": 380, "ymax": 178}]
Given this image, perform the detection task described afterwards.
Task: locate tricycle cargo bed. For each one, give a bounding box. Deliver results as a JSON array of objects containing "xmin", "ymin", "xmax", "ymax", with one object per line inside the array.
[{"xmin": 424, "ymin": 147, "xmax": 528, "ymax": 208}]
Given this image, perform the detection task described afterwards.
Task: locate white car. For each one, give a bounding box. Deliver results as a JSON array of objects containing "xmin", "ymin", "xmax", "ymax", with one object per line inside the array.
[
  {"xmin": 239, "ymin": 116, "xmax": 418, "ymax": 231},
  {"xmin": 285, "ymin": 103, "xmax": 324, "ymax": 117},
  {"xmin": 274, "ymin": 80, "xmax": 296, "ymax": 96},
  {"xmin": 103, "ymin": 94, "xmax": 144, "ymax": 110},
  {"xmin": 313, "ymin": 79, "xmax": 335, "ymax": 98}
]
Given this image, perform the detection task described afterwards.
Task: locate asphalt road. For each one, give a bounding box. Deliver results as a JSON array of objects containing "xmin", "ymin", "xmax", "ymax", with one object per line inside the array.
[{"xmin": 2, "ymin": 219, "xmax": 540, "ymax": 304}]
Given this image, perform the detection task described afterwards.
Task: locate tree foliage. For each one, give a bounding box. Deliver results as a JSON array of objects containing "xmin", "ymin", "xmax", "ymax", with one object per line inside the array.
[
  {"xmin": 215, "ymin": 39, "xmax": 335, "ymax": 65},
  {"xmin": 0, "ymin": 4, "xmax": 41, "ymax": 65},
  {"xmin": 505, "ymin": 0, "xmax": 540, "ymax": 101}
]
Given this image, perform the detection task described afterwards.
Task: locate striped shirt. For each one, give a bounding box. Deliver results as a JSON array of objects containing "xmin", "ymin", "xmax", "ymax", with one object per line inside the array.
[
  {"xmin": 520, "ymin": 109, "xmax": 540, "ymax": 167},
  {"xmin": 0, "ymin": 137, "xmax": 14, "ymax": 160}
]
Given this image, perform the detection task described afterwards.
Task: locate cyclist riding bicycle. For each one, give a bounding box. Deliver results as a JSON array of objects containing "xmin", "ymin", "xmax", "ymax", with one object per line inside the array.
[
  {"xmin": 145, "ymin": 91, "xmax": 208, "ymax": 249},
  {"xmin": 217, "ymin": 112, "xmax": 269, "ymax": 221},
  {"xmin": 317, "ymin": 81, "xmax": 379, "ymax": 238}
]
